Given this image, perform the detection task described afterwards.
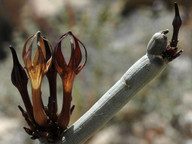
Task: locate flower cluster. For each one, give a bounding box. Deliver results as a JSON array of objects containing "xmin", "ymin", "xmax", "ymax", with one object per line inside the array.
[{"xmin": 10, "ymin": 31, "xmax": 87, "ymax": 141}]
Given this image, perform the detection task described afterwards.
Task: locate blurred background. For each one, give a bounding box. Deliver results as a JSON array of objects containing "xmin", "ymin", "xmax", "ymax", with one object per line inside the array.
[{"xmin": 0, "ymin": 0, "xmax": 191, "ymax": 144}]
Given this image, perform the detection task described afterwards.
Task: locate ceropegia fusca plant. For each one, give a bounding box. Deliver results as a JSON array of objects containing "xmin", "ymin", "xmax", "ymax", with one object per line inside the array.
[{"xmin": 10, "ymin": 2, "xmax": 183, "ymax": 144}]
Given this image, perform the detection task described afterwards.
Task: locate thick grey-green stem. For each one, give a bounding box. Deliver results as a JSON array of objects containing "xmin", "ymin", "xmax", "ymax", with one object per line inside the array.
[{"xmin": 39, "ymin": 30, "xmax": 177, "ymax": 144}]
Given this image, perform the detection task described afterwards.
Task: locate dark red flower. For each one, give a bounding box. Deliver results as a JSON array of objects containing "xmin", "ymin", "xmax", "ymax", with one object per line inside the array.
[
  {"xmin": 10, "ymin": 31, "xmax": 87, "ymax": 141},
  {"xmin": 22, "ymin": 31, "xmax": 52, "ymax": 127},
  {"xmin": 54, "ymin": 31, "xmax": 87, "ymax": 129}
]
